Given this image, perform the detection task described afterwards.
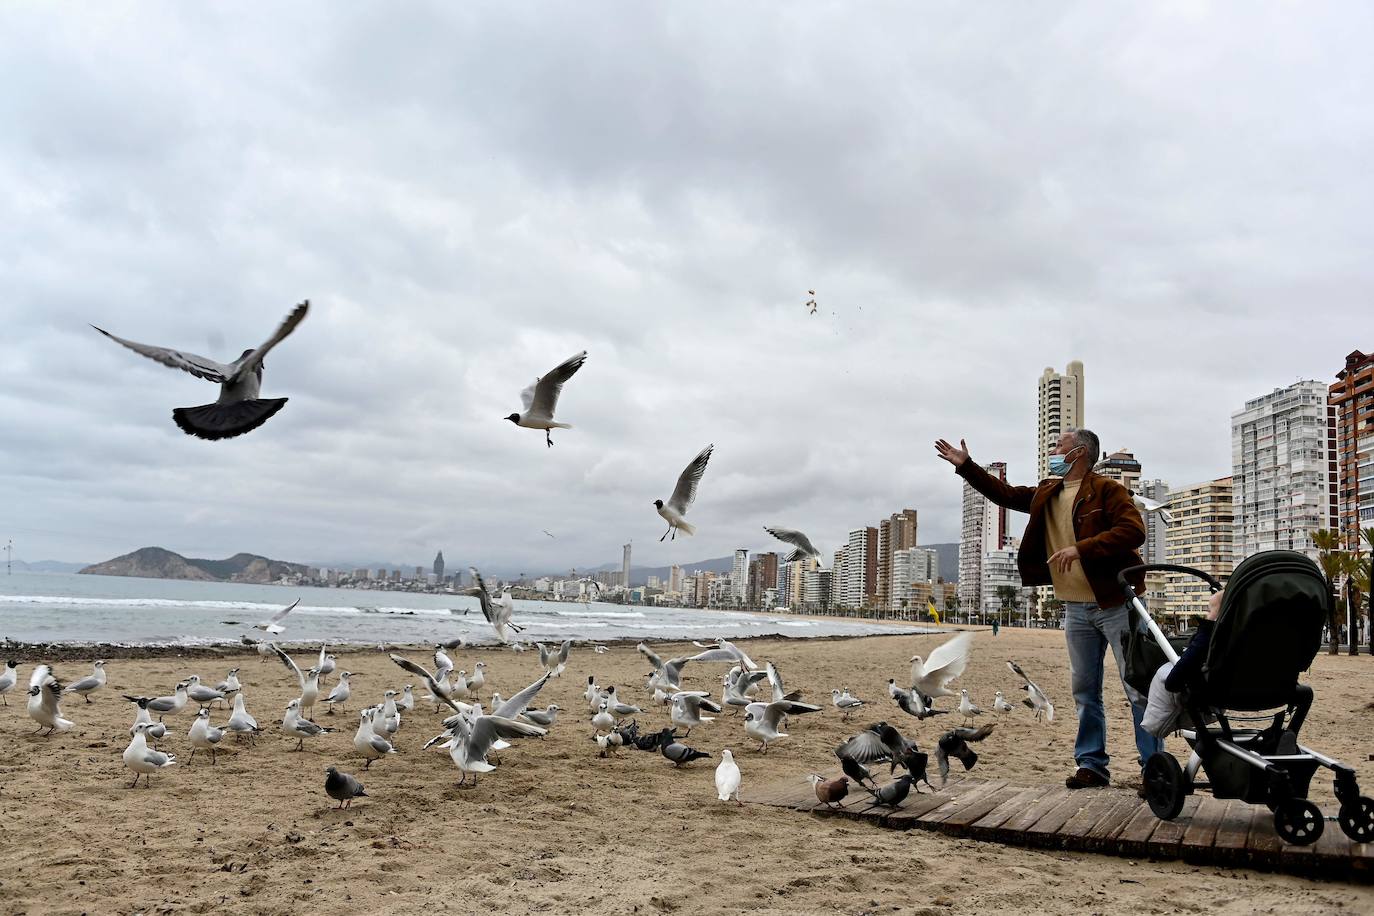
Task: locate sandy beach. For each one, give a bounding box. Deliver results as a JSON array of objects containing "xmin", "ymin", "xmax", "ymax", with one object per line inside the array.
[{"xmin": 2, "ymin": 627, "xmax": 1371, "ymax": 915}]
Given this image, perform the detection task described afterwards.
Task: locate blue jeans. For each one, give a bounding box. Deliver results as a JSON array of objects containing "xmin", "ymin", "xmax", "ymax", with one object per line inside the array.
[{"xmin": 1064, "ymin": 600, "xmax": 1162, "ymax": 780}]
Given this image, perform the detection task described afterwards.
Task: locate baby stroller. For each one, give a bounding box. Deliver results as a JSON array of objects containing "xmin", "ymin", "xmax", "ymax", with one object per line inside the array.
[{"xmin": 1119, "ymin": 551, "xmax": 1373, "ymax": 846}]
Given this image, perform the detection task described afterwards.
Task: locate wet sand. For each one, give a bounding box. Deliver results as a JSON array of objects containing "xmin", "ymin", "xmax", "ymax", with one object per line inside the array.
[{"xmin": 2, "ymin": 627, "xmax": 1370, "ymax": 914}]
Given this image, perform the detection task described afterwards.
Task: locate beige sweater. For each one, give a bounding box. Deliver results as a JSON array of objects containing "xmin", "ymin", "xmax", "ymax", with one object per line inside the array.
[{"xmin": 1045, "ymin": 480, "xmax": 1096, "ymax": 602}]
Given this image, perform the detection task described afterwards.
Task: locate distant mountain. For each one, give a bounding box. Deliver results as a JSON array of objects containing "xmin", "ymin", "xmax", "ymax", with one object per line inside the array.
[
  {"xmin": 80, "ymin": 547, "xmax": 311, "ymax": 584},
  {"xmin": 10, "ymin": 559, "xmax": 89, "ymax": 574}
]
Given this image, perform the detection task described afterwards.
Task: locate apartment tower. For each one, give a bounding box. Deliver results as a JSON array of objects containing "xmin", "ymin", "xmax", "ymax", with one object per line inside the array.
[
  {"xmin": 1330, "ymin": 350, "xmax": 1374, "ymax": 548},
  {"xmin": 1037, "ymin": 361, "xmax": 1085, "ymax": 480}
]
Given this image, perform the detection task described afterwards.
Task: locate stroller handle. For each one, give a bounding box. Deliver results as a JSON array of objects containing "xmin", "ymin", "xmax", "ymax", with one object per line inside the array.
[{"xmin": 1117, "ymin": 563, "xmax": 1223, "ymax": 600}]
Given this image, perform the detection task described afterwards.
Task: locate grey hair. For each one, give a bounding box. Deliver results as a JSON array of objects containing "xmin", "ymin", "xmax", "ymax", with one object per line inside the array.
[{"xmin": 1067, "ymin": 428, "xmax": 1100, "ymax": 467}]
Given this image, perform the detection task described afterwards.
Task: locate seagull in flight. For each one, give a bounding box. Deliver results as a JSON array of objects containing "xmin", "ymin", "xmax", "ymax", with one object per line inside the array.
[
  {"xmin": 1007, "ymin": 660, "xmax": 1055, "ymax": 722},
  {"xmin": 505, "ymin": 350, "xmax": 588, "ymax": 447},
  {"xmin": 467, "ymin": 567, "xmax": 523, "ymax": 642},
  {"xmin": 910, "ymin": 631, "xmax": 973, "ymax": 699},
  {"xmin": 763, "ymin": 527, "xmax": 823, "ymax": 565},
  {"xmin": 654, "ymin": 444, "xmax": 713, "ymax": 541},
  {"xmin": 1129, "ymin": 490, "xmax": 1175, "ymax": 526},
  {"xmin": 252, "ymin": 599, "xmax": 300, "ymax": 636},
  {"xmin": 92, "ymin": 301, "xmax": 309, "ymax": 440}
]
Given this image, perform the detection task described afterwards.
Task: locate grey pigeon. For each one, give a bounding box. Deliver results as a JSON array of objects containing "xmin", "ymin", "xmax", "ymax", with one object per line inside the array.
[
  {"xmin": 93, "ymin": 301, "xmax": 308, "ymax": 440},
  {"xmin": 863, "ymin": 774, "xmax": 914, "ymax": 808},
  {"xmin": 658, "ymin": 728, "xmax": 711, "ymax": 767},
  {"xmin": 935, "ymin": 723, "xmax": 996, "ymax": 784},
  {"xmin": 324, "ymin": 766, "xmax": 366, "ymax": 809}
]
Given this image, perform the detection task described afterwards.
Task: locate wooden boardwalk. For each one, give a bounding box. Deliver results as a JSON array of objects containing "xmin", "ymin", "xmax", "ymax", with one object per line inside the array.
[{"xmin": 744, "ymin": 776, "xmax": 1373, "ymax": 881}]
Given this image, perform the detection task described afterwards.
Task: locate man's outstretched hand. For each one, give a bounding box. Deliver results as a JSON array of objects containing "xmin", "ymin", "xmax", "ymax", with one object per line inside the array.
[{"xmin": 934, "ymin": 438, "xmax": 970, "ymax": 469}]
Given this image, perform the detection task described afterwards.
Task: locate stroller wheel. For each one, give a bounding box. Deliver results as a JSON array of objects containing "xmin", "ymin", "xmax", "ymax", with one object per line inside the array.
[
  {"xmin": 1337, "ymin": 796, "xmax": 1374, "ymax": 843},
  {"xmin": 1143, "ymin": 752, "xmax": 1186, "ymax": 820},
  {"xmin": 1273, "ymin": 798, "xmax": 1324, "ymax": 846}
]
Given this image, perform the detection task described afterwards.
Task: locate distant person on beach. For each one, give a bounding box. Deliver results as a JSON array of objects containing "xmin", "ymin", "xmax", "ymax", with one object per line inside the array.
[{"xmin": 935, "ymin": 428, "xmax": 1158, "ymax": 791}]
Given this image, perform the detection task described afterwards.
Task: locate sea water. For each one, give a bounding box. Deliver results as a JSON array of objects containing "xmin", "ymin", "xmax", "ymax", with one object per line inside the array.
[{"xmin": 0, "ymin": 572, "xmax": 928, "ymax": 646}]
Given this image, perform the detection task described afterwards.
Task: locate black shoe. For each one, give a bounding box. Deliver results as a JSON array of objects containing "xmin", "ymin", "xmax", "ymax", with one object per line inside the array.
[{"xmin": 1065, "ymin": 767, "xmax": 1110, "ymax": 789}]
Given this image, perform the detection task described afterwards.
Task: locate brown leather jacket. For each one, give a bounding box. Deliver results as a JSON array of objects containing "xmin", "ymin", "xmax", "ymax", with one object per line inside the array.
[{"xmin": 957, "ymin": 460, "xmax": 1146, "ymax": 608}]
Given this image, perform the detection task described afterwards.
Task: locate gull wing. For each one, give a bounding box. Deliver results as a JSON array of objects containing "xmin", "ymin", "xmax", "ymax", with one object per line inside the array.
[
  {"xmin": 317, "ymin": 645, "xmax": 327, "ymax": 670},
  {"xmin": 557, "ymin": 639, "xmax": 572, "ymax": 665},
  {"xmin": 637, "ymin": 642, "xmax": 664, "ymax": 670},
  {"xmin": 921, "ymin": 632, "xmax": 973, "ymax": 685},
  {"xmin": 526, "ymin": 350, "xmax": 587, "ymax": 420},
  {"xmin": 537, "ymin": 643, "xmax": 551, "ymax": 668},
  {"xmin": 493, "ymin": 673, "xmax": 552, "ymax": 719},
  {"xmin": 666, "ymin": 444, "xmax": 713, "ymax": 514},
  {"xmin": 766, "ymin": 662, "xmax": 786, "ymax": 702},
  {"xmin": 268, "ymin": 599, "xmax": 300, "ymax": 625},
  {"xmin": 65, "ymin": 675, "xmax": 100, "ymax": 693},
  {"xmin": 467, "ymin": 568, "xmax": 495, "ymax": 625},
  {"xmin": 764, "ymin": 699, "xmax": 821, "ymax": 727},
  {"xmin": 764, "ymin": 526, "xmax": 819, "ymax": 563},
  {"xmin": 836, "ymin": 730, "xmax": 892, "ymax": 763},
  {"xmin": 231, "ymin": 301, "xmax": 310, "ymax": 380},
  {"xmin": 271, "ymin": 645, "xmax": 306, "ymax": 690},
  {"xmin": 142, "ymin": 748, "xmax": 174, "ymax": 767},
  {"xmin": 388, "ymin": 654, "xmax": 462, "ymax": 713},
  {"xmin": 467, "ymin": 715, "xmax": 547, "ymax": 759},
  {"xmin": 92, "ymin": 326, "xmax": 229, "ymax": 382}
]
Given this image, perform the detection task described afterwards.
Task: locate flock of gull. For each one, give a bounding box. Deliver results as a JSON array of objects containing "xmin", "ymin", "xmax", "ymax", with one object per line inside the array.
[
  {"xmin": 3, "ymin": 304, "xmax": 1065, "ymax": 810},
  {"xmin": 5, "ymin": 602, "xmax": 1058, "ymax": 809}
]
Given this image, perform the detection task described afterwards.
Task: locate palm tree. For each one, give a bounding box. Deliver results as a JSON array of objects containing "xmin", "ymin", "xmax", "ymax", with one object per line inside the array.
[
  {"xmin": 1355, "ymin": 527, "xmax": 1374, "ymax": 657},
  {"xmin": 1313, "ymin": 529, "xmax": 1347, "ymax": 656}
]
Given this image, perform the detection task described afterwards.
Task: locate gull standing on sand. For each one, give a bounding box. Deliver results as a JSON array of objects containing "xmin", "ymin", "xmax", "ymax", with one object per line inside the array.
[
  {"xmin": 715, "ymin": 749, "xmax": 743, "ymax": 806},
  {"xmin": 831, "ymin": 689, "xmax": 864, "ymax": 721},
  {"xmin": 743, "ymin": 699, "xmax": 822, "ymax": 752},
  {"xmin": 225, "ymin": 693, "xmax": 260, "ymax": 743},
  {"xmin": 654, "ymin": 444, "xmax": 713, "ymax": 541},
  {"xmin": 538, "ymin": 640, "xmax": 573, "ymax": 678},
  {"xmin": 317, "ymin": 647, "xmax": 337, "ymax": 685},
  {"xmin": 353, "ymin": 708, "xmax": 397, "ymax": 769},
  {"xmin": 993, "ymin": 691, "xmax": 1015, "ymax": 716},
  {"xmin": 398, "ymin": 685, "xmax": 416, "ymax": 712},
  {"xmin": 252, "ymin": 599, "xmax": 301, "ymax": 636},
  {"xmin": 378, "ymin": 691, "xmax": 402, "ymax": 738},
  {"xmin": 504, "ymin": 350, "xmax": 588, "ymax": 448},
  {"xmin": 467, "ymin": 661, "xmax": 487, "ymax": 694},
  {"xmin": 63, "ymin": 660, "xmax": 107, "ymax": 703},
  {"xmin": 92, "ymin": 300, "xmax": 309, "ymax": 440},
  {"xmin": 125, "ymin": 681, "xmax": 190, "ymax": 721},
  {"xmin": 185, "ymin": 675, "xmax": 226, "ymax": 708},
  {"xmin": 188, "ymin": 708, "xmax": 226, "ymax": 764},
  {"xmin": 521, "ymin": 704, "xmax": 560, "ymax": 729},
  {"xmin": 124, "ymin": 722, "xmax": 176, "ymax": 787},
  {"xmin": 323, "ymin": 672, "xmax": 355, "ymax": 714},
  {"xmin": 957, "ymin": 689, "xmax": 984, "ymax": 724},
  {"xmin": 910, "ymin": 631, "xmax": 974, "ymax": 700},
  {"xmin": 282, "ymin": 698, "xmax": 334, "ymax": 750},
  {"xmin": 325, "ymin": 766, "xmax": 366, "ymax": 809},
  {"xmin": 1007, "ymin": 661, "xmax": 1055, "ymax": 723},
  {"xmin": 127, "ymin": 697, "xmax": 168, "ymax": 741},
  {"xmin": 763, "ymin": 526, "xmax": 824, "ymax": 565},
  {"xmin": 0, "ymin": 659, "xmax": 18, "ymax": 704},
  {"xmin": 214, "ymin": 668, "xmax": 242, "ymax": 707},
  {"xmin": 28, "ymin": 665, "xmax": 75, "ymax": 735}
]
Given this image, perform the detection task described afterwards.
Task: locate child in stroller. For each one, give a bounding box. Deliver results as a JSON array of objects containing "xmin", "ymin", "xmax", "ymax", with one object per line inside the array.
[{"xmin": 1120, "ymin": 551, "xmax": 1373, "ymax": 846}]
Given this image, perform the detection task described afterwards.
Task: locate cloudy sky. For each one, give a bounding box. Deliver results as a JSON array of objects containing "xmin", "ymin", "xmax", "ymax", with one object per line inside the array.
[{"xmin": 3, "ymin": 3, "xmax": 1370, "ymax": 574}]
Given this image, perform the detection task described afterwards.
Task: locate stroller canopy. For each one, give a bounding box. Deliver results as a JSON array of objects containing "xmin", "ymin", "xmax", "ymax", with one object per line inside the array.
[{"xmin": 1204, "ymin": 550, "xmax": 1330, "ymax": 711}]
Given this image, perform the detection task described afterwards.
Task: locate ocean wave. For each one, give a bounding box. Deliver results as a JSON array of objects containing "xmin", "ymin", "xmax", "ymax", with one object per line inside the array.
[{"xmin": 550, "ymin": 610, "xmax": 646, "ymax": 619}]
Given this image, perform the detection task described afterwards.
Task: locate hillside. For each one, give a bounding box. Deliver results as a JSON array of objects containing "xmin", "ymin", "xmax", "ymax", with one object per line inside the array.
[{"xmin": 79, "ymin": 547, "xmax": 310, "ymax": 584}]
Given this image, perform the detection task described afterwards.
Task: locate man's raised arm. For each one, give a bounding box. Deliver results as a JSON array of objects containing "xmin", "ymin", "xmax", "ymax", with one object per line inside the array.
[{"xmin": 934, "ymin": 437, "xmax": 1037, "ymax": 513}]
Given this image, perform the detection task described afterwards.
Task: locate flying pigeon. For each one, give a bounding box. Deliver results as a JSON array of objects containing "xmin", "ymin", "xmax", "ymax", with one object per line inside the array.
[{"xmin": 92, "ymin": 301, "xmax": 309, "ymax": 440}]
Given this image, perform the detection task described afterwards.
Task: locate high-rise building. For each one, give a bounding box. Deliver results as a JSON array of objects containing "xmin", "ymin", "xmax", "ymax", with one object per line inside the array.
[
  {"xmin": 1134, "ymin": 478, "xmax": 1170, "ymax": 565},
  {"xmin": 844, "ymin": 527, "xmax": 878, "ymax": 609},
  {"xmin": 958, "ymin": 462, "xmax": 1008, "ymax": 613},
  {"xmin": 876, "ymin": 509, "xmax": 919, "ymax": 610},
  {"xmin": 891, "ymin": 546, "xmax": 939, "ymax": 614},
  {"xmin": 1164, "ymin": 477, "xmax": 1236, "ymax": 619},
  {"xmin": 668, "ymin": 564, "xmax": 684, "ymax": 595},
  {"xmin": 433, "ymin": 551, "xmax": 445, "ymax": 580},
  {"xmin": 646, "ymin": 575, "xmax": 661, "ymax": 590},
  {"xmin": 1038, "ymin": 361, "xmax": 1085, "ymax": 479},
  {"xmin": 622, "ymin": 543, "xmax": 632, "ymax": 589},
  {"xmin": 731, "ymin": 549, "xmax": 748, "ymax": 602},
  {"xmin": 831, "ymin": 547, "xmax": 848, "ymax": 609},
  {"xmin": 1095, "ymin": 448, "xmax": 1142, "ymax": 494},
  {"xmin": 1232, "ymin": 381, "xmax": 1338, "ymax": 561},
  {"xmin": 980, "ymin": 547, "xmax": 1024, "ymax": 617},
  {"xmin": 747, "ymin": 553, "xmax": 779, "ymax": 607},
  {"xmin": 694, "ymin": 571, "xmax": 715, "ymax": 606},
  {"xmin": 777, "ymin": 557, "xmax": 812, "ymax": 610},
  {"xmin": 1330, "ymin": 350, "xmax": 1374, "ymax": 549},
  {"xmin": 802, "ymin": 565, "xmax": 831, "ymax": 613}
]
